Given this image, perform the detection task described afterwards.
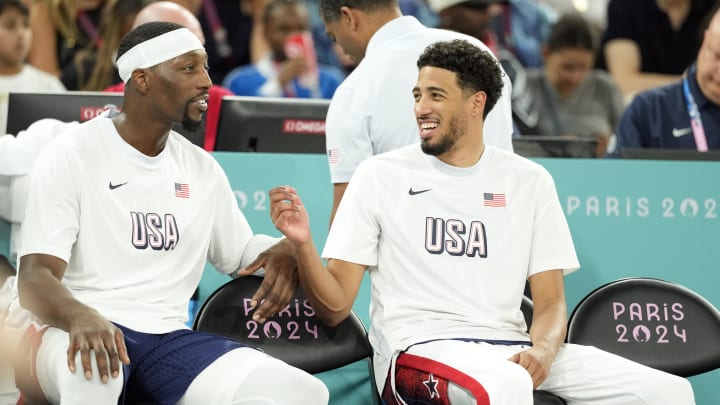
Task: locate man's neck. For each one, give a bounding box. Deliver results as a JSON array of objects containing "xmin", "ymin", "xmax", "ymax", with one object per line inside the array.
[
  {"xmin": 0, "ymin": 63, "xmax": 24, "ymax": 76},
  {"xmin": 657, "ymin": 0, "xmax": 691, "ymax": 30},
  {"xmin": 111, "ymin": 112, "xmax": 171, "ymax": 157}
]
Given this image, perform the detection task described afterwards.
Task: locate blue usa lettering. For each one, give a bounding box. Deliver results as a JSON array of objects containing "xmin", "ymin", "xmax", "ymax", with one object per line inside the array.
[
  {"xmin": 425, "ymin": 217, "xmax": 487, "ymax": 257},
  {"xmin": 131, "ymin": 212, "xmax": 179, "ymax": 250}
]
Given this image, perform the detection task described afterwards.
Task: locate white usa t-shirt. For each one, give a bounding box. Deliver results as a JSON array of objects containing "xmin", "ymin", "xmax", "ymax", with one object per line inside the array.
[
  {"xmin": 323, "ymin": 144, "xmax": 579, "ymax": 383},
  {"xmin": 17, "ymin": 114, "xmax": 259, "ymax": 333}
]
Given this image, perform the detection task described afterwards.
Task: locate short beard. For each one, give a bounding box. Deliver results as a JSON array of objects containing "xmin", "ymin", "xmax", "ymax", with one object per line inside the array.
[
  {"xmin": 181, "ymin": 104, "xmax": 203, "ymax": 132},
  {"xmin": 421, "ymin": 116, "xmax": 464, "ymax": 156}
]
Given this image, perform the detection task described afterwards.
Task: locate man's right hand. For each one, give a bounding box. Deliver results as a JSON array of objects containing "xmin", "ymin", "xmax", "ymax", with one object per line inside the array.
[
  {"xmin": 269, "ymin": 186, "xmax": 311, "ymax": 246},
  {"xmin": 67, "ymin": 307, "xmax": 130, "ymax": 383}
]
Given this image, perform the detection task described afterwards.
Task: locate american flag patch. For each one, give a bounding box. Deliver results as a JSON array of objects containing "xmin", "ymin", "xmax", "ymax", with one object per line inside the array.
[
  {"xmin": 175, "ymin": 182, "xmax": 190, "ymax": 198},
  {"xmin": 328, "ymin": 149, "xmax": 341, "ymax": 165},
  {"xmin": 483, "ymin": 193, "xmax": 506, "ymax": 207}
]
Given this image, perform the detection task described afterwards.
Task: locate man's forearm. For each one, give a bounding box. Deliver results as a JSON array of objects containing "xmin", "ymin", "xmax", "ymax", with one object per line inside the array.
[
  {"xmin": 528, "ymin": 298, "xmax": 567, "ymax": 357},
  {"xmin": 294, "ymin": 240, "xmax": 354, "ymax": 327},
  {"xmin": 18, "ymin": 266, "xmax": 94, "ymax": 331}
]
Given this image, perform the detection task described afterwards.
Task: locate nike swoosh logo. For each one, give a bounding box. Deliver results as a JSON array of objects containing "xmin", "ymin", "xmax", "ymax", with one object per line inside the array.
[
  {"xmin": 408, "ymin": 187, "xmax": 431, "ymax": 195},
  {"xmin": 672, "ymin": 127, "xmax": 691, "ymax": 137},
  {"xmin": 108, "ymin": 181, "xmax": 128, "ymax": 190}
]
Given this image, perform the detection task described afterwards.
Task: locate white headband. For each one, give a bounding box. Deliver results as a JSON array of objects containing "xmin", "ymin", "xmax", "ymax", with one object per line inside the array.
[{"xmin": 116, "ymin": 28, "xmax": 204, "ymax": 83}]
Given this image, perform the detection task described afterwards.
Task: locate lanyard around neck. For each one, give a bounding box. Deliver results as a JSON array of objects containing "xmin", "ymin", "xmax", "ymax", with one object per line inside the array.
[
  {"xmin": 683, "ymin": 75, "xmax": 708, "ymax": 151},
  {"xmin": 76, "ymin": 10, "xmax": 101, "ymax": 47}
]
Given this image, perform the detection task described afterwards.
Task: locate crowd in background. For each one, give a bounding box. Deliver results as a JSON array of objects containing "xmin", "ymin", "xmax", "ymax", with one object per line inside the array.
[{"xmin": 2, "ymin": 0, "xmax": 718, "ymax": 156}]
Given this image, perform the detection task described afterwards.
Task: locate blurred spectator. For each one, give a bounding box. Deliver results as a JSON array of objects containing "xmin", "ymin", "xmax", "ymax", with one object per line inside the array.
[
  {"xmin": 514, "ymin": 13, "xmax": 623, "ymax": 156},
  {"xmin": 490, "ymin": 0, "xmax": 557, "ymax": 68},
  {"xmin": 427, "ymin": 0, "xmax": 528, "ymax": 101},
  {"xmin": 222, "ymin": 0, "xmax": 343, "ymax": 98},
  {"xmin": 0, "ymin": 0, "xmax": 65, "ymax": 135},
  {"xmin": 27, "ymin": 0, "xmax": 106, "ymax": 77},
  {"xmin": 62, "ymin": 0, "xmax": 152, "ymax": 90},
  {"xmin": 540, "ymin": 0, "xmax": 607, "ymax": 34},
  {"xmin": 428, "ymin": 0, "xmax": 505, "ymax": 53},
  {"xmin": 607, "ymin": 2, "xmax": 720, "ymax": 157},
  {"xmin": 599, "ymin": 0, "xmax": 716, "ymax": 102},
  {"xmin": 429, "ymin": 0, "xmax": 556, "ymax": 69},
  {"xmin": 104, "ymin": 0, "xmax": 233, "ymax": 151},
  {"xmin": 174, "ymin": 0, "xmax": 255, "ymax": 84}
]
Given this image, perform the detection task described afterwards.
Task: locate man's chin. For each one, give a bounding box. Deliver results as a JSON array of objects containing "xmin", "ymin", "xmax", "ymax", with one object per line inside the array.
[
  {"xmin": 421, "ymin": 141, "xmax": 442, "ymax": 156},
  {"xmin": 181, "ymin": 116, "xmax": 203, "ymax": 132}
]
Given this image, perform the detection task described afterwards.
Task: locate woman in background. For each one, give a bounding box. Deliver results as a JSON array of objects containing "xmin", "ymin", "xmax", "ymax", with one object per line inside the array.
[
  {"xmin": 513, "ymin": 13, "xmax": 624, "ymax": 156},
  {"xmin": 27, "ymin": 0, "xmax": 105, "ymax": 77},
  {"xmin": 62, "ymin": 0, "xmax": 151, "ymax": 90}
]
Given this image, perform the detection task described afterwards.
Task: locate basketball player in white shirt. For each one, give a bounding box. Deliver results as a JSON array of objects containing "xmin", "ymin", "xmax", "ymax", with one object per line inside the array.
[
  {"xmin": 7, "ymin": 22, "xmax": 328, "ymax": 405},
  {"xmin": 269, "ymin": 40, "xmax": 695, "ymax": 404}
]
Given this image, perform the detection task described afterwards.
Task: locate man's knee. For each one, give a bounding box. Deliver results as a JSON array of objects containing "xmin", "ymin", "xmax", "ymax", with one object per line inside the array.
[
  {"xmin": 290, "ymin": 372, "xmax": 329, "ymax": 404},
  {"xmin": 641, "ymin": 372, "xmax": 695, "ymax": 405},
  {"xmin": 43, "ymin": 348, "xmax": 123, "ymax": 404},
  {"xmin": 55, "ymin": 371, "xmax": 123, "ymax": 405}
]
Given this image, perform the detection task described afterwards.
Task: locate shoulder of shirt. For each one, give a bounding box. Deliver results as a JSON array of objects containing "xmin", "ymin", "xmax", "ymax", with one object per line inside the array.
[
  {"xmin": 359, "ymin": 143, "xmax": 419, "ymax": 168},
  {"xmin": 359, "ymin": 144, "xmax": 550, "ymax": 180},
  {"xmin": 487, "ymin": 145, "xmax": 551, "ymax": 176},
  {"xmin": 19, "ymin": 65, "xmax": 65, "ymax": 88},
  {"xmin": 167, "ymin": 131, "xmax": 221, "ymax": 169},
  {"xmin": 627, "ymin": 80, "xmax": 683, "ymax": 111}
]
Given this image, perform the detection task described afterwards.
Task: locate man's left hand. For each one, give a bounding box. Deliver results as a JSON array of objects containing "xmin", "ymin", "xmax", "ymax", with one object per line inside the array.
[
  {"xmin": 235, "ymin": 239, "xmax": 298, "ymax": 323},
  {"xmin": 509, "ymin": 345, "xmax": 555, "ymax": 388}
]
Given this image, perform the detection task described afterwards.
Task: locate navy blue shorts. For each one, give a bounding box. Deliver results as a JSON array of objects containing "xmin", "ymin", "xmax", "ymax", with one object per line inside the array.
[{"xmin": 116, "ymin": 324, "xmax": 246, "ymax": 405}]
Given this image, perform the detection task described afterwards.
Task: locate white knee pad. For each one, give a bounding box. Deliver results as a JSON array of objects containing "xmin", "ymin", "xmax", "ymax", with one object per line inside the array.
[
  {"xmin": 179, "ymin": 347, "xmax": 328, "ymax": 405},
  {"xmin": 36, "ymin": 328, "xmax": 123, "ymax": 405}
]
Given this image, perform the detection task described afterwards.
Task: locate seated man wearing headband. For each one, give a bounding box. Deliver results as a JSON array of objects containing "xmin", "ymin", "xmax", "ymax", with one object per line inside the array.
[{"xmin": 4, "ymin": 22, "xmax": 329, "ymax": 405}]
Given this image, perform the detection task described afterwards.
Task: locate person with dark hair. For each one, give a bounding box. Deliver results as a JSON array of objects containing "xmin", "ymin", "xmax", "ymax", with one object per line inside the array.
[
  {"xmin": 61, "ymin": 0, "xmax": 152, "ymax": 91},
  {"xmin": 104, "ymin": 0, "xmax": 234, "ymax": 152},
  {"xmin": 318, "ymin": 0, "xmax": 515, "ymax": 225},
  {"xmin": 0, "ymin": 0, "xmax": 65, "ymax": 134},
  {"xmin": 26, "ymin": 0, "xmax": 106, "ymax": 78},
  {"xmin": 513, "ymin": 13, "xmax": 624, "ymax": 157},
  {"xmin": 4, "ymin": 21, "xmax": 328, "ymax": 405},
  {"xmin": 268, "ymin": 39, "xmax": 696, "ymax": 404},
  {"xmin": 608, "ymin": 2, "xmax": 720, "ymax": 157},
  {"xmin": 222, "ymin": 0, "xmax": 344, "ymax": 99}
]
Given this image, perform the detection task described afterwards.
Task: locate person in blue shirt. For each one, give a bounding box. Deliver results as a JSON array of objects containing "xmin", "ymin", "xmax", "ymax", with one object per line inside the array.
[
  {"xmin": 607, "ymin": 3, "xmax": 720, "ymax": 157},
  {"xmin": 222, "ymin": 0, "xmax": 344, "ymax": 99}
]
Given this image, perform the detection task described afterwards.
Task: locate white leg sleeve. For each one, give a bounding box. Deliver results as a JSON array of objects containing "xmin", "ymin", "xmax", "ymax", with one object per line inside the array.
[
  {"xmin": 0, "ymin": 364, "xmax": 19, "ymax": 405},
  {"xmin": 35, "ymin": 328, "xmax": 123, "ymax": 405},
  {"xmin": 540, "ymin": 344, "xmax": 696, "ymax": 405},
  {"xmin": 178, "ymin": 347, "xmax": 328, "ymax": 405}
]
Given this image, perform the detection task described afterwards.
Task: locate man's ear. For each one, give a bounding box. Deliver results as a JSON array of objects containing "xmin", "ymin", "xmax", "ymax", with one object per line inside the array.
[
  {"xmin": 471, "ymin": 91, "xmax": 487, "ymax": 117},
  {"xmin": 131, "ymin": 69, "xmax": 150, "ymax": 95},
  {"xmin": 340, "ymin": 6, "xmax": 359, "ymax": 31}
]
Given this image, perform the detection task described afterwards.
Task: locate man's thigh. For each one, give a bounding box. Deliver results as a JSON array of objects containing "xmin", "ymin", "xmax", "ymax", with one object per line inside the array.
[
  {"xmin": 386, "ymin": 340, "xmax": 533, "ymax": 405},
  {"xmin": 540, "ymin": 343, "xmax": 695, "ymax": 405},
  {"xmin": 118, "ymin": 325, "xmax": 243, "ymax": 405}
]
